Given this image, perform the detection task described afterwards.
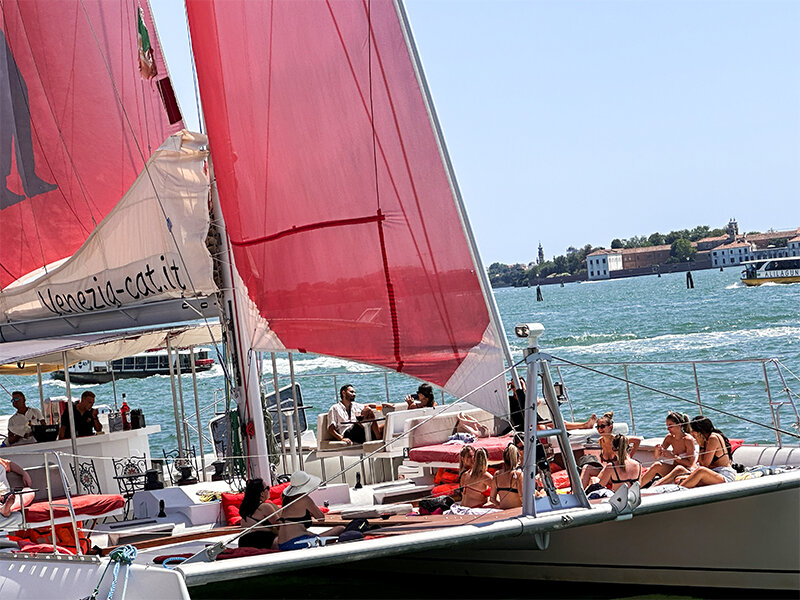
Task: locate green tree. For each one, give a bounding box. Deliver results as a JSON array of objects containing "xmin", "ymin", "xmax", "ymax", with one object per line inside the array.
[
  {"xmin": 648, "ymin": 232, "xmax": 665, "ymax": 246},
  {"xmin": 670, "ymin": 238, "xmax": 696, "ymax": 262},
  {"xmin": 611, "ymin": 238, "xmax": 623, "ymax": 249}
]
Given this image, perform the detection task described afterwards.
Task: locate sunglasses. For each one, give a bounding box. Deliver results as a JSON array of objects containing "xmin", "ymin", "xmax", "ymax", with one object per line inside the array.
[{"xmin": 596, "ymin": 423, "xmax": 610, "ymax": 430}]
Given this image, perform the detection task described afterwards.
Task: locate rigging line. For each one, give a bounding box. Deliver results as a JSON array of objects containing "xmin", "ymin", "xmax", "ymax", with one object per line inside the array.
[
  {"xmin": 8, "ymin": 3, "xmax": 101, "ymax": 230},
  {"xmin": 548, "ymin": 353, "xmax": 800, "ymax": 440},
  {"xmin": 324, "ymin": 0, "xmax": 462, "ymax": 356},
  {"xmin": 77, "ymin": 0, "xmax": 208, "ymax": 307}
]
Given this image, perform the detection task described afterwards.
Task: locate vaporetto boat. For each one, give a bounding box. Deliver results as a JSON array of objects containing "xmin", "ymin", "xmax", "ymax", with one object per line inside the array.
[
  {"xmin": 741, "ymin": 256, "xmax": 800, "ymax": 286},
  {"xmin": 51, "ymin": 348, "xmax": 215, "ymax": 384}
]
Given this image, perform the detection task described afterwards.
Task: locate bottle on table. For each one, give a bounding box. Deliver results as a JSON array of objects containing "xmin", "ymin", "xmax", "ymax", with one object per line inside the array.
[{"xmin": 121, "ymin": 394, "xmax": 131, "ymax": 431}]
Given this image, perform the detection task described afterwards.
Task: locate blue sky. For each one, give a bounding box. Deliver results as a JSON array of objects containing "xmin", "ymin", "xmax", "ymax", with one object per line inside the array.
[{"xmin": 153, "ymin": 0, "xmax": 799, "ymax": 265}]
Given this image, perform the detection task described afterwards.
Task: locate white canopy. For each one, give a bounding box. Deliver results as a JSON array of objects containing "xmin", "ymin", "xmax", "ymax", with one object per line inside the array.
[{"xmin": 0, "ymin": 323, "xmax": 222, "ymax": 372}]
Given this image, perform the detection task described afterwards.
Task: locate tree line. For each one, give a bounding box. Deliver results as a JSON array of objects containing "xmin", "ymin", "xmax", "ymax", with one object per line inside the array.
[{"xmin": 488, "ymin": 224, "xmax": 729, "ymax": 288}]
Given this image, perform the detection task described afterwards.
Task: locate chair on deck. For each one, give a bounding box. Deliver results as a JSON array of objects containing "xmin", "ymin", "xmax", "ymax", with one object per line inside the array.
[
  {"xmin": 69, "ymin": 459, "xmax": 101, "ymax": 495},
  {"xmin": 111, "ymin": 455, "xmax": 148, "ymax": 518},
  {"xmin": 162, "ymin": 446, "xmax": 200, "ymax": 486}
]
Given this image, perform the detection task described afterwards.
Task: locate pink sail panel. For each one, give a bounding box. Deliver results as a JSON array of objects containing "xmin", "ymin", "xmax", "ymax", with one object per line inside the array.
[
  {"xmin": 187, "ymin": 0, "xmax": 496, "ymax": 388},
  {"xmin": 0, "ymin": 0, "xmax": 182, "ymax": 289}
]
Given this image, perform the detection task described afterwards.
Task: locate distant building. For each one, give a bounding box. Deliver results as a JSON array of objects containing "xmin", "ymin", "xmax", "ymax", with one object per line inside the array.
[
  {"xmin": 711, "ymin": 240, "xmax": 754, "ymax": 267},
  {"xmin": 726, "ymin": 218, "xmax": 739, "ymax": 239},
  {"xmin": 789, "ymin": 235, "xmax": 800, "ymax": 256},
  {"xmin": 537, "ymin": 242, "xmax": 544, "ymax": 265},
  {"xmin": 620, "ymin": 244, "xmax": 672, "ymax": 270},
  {"xmin": 586, "ymin": 249, "xmax": 623, "ymax": 280}
]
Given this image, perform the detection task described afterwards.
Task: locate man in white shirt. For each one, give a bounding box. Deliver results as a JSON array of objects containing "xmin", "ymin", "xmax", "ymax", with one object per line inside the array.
[
  {"xmin": 7, "ymin": 391, "xmax": 45, "ymax": 446},
  {"xmin": 327, "ymin": 385, "xmax": 387, "ymax": 445}
]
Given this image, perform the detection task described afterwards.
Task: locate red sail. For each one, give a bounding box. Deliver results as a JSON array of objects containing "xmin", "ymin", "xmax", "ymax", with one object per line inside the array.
[
  {"xmin": 0, "ymin": 0, "xmax": 182, "ymax": 288},
  {"xmin": 187, "ymin": 0, "xmax": 502, "ymax": 390}
]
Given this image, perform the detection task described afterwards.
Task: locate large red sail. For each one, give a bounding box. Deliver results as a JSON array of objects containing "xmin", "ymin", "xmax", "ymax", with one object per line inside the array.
[
  {"xmin": 187, "ymin": 0, "xmax": 504, "ymax": 395},
  {"xmin": 0, "ymin": 0, "xmax": 182, "ymax": 289}
]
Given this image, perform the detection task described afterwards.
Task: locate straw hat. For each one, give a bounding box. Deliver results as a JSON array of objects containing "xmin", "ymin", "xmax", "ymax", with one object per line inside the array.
[{"xmin": 284, "ymin": 471, "xmax": 321, "ymax": 496}]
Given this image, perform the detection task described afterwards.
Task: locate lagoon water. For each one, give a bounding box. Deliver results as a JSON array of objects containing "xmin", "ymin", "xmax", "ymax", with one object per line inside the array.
[{"xmin": 3, "ymin": 268, "xmax": 798, "ymax": 452}]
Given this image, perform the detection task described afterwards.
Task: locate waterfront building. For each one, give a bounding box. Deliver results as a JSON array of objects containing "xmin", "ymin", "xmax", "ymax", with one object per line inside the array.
[
  {"xmin": 711, "ymin": 240, "xmax": 754, "ymax": 267},
  {"xmin": 586, "ymin": 249, "xmax": 623, "ymax": 280}
]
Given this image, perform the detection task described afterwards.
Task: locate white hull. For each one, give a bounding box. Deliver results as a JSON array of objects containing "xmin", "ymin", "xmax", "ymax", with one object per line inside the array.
[
  {"xmin": 386, "ymin": 483, "xmax": 800, "ymax": 590},
  {"xmin": 0, "ymin": 473, "xmax": 797, "ymax": 597},
  {"xmin": 0, "ymin": 556, "xmax": 190, "ymax": 600}
]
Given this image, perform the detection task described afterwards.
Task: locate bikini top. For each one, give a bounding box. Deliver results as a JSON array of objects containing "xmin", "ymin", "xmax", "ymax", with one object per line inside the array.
[
  {"xmin": 496, "ymin": 471, "xmax": 520, "ymax": 494},
  {"xmin": 703, "ymin": 433, "xmax": 730, "ymax": 467},
  {"xmin": 278, "ymin": 509, "xmax": 314, "ymax": 526},
  {"xmin": 608, "ymin": 462, "xmax": 641, "ymax": 486}
]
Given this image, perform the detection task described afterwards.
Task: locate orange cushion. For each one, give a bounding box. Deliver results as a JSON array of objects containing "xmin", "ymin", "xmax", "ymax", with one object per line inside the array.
[
  {"xmin": 434, "ymin": 468, "xmax": 460, "ymax": 485},
  {"xmin": 220, "ymin": 492, "xmax": 244, "ymax": 526}
]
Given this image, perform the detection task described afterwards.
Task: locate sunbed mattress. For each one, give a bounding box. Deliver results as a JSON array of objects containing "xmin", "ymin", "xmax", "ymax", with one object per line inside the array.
[{"xmin": 408, "ymin": 435, "xmax": 513, "ymax": 464}]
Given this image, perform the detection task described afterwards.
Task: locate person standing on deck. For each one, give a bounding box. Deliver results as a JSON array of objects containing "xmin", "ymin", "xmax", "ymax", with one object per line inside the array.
[
  {"xmin": 6, "ymin": 391, "xmax": 44, "ymax": 445},
  {"xmin": 58, "ymin": 391, "xmax": 102, "ymax": 439}
]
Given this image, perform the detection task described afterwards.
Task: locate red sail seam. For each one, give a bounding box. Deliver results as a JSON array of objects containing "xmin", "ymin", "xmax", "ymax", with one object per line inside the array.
[
  {"xmin": 230, "ymin": 213, "xmax": 386, "ymax": 247},
  {"xmin": 376, "ymin": 208, "xmax": 403, "ymax": 372}
]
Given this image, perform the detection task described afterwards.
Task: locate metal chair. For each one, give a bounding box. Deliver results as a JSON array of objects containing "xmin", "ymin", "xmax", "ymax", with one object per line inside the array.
[
  {"xmin": 111, "ymin": 455, "xmax": 148, "ymax": 518},
  {"xmin": 162, "ymin": 445, "xmax": 200, "ymax": 485},
  {"xmin": 69, "ymin": 459, "xmax": 101, "ymax": 495}
]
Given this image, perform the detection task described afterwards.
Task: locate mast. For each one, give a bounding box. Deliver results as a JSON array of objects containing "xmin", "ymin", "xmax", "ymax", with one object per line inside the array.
[
  {"xmin": 209, "ymin": 160, "xmax": 272, "ymax": 482},
  {"xmin": 393, "ymin": 0, "xmax": 520, "ymax": 390}
]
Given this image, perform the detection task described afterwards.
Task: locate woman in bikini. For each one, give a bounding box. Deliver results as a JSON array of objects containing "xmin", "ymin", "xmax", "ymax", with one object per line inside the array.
[
  {"xmin": 275, "ymin": 471, "xmax": 344, "ymax": 551},
  {"xmin": 490, "ymin": 445, "xmax": 522, "ymax": 509},
  {"xmin": 460, "ymin": 448, "xmax": 493, "ymax": 508},
  {"xmin": 592, "ymin": 434, "xmax": 641, "ymax": 492},
  {"xmin": 237, "ymin": 478, "xmax": 279, "ymax": 549},
  {"xmin": 640, "ymin": 411, "xmax": 696, "ymax": 488},
  {"xmin": 656, "ymin": 416, "xmax": 735, "ymax": 487}
]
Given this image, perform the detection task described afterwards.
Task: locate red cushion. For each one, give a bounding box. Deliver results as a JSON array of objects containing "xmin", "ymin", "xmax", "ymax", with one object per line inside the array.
[
  {"xmin": 730, "ymin": 439, "xmax": 744, "ymax": 454},
  {"xmin": 431, "ymin": 483, "xmax": 459, "ymax": 497},
  {"xmin": 434, "ymin": 468, "xmax": 460, "ymax": 485},
  {"xmin": 268, "ymin": 482, "xmax": 290, "ymax": 504},
  {"xmin": 408, "ymin": 435, "xmax": 513, "ymax": 464},
  {"xmin": 24, "ymin": 494, "xmax": 124, "ymax": 523},
  {"xmin": 14, "ymin": 543, "xmax": 75, "ymax": 555},
  {"xmin": 220, "ymin": 492, "xmax": 244, "ymax": 526}
]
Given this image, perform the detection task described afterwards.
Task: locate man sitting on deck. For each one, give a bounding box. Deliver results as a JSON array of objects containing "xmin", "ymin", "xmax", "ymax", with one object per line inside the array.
[
  {"xmin": 327, "ymin": 385, "xmax": 386, "ymax": 445},
  {"xmin": 58, "ymin": 391, "xmax": 103, "ymax": 440},
  {"xmin": 7, "ymin": 391, "xmax": 45, "ymax": 445}
]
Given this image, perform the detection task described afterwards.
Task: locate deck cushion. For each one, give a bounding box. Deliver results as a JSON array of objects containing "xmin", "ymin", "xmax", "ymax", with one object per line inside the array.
[
  {"xmin": 408, "ymin": 435, "xmax": 513, "ymax": 464},
  {"xmin": 23, "ymin": 494, "xmax": 124, "ymax": 523}
]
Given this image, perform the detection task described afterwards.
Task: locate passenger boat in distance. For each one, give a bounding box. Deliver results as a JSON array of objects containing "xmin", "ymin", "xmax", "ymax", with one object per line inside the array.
[
  {"xmin": 51, "ymin": 348, "xmax": 215, "ymax": 384},
  {"xmin": 741, "ymin": 256, "xmax": 800, "ymax": 286}
]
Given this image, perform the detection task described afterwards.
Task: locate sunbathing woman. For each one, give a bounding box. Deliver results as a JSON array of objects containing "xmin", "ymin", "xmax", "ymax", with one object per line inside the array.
[
  {"xmin": 460, "ymin": 448, "xmax": 493, "ymax": 508},
  {"xmin": 275, "ymin": 471, "xmax": 345, "ymax": 551},
  {"xmin": 656, "ymin": 416, "xmax": 735, "ymax": 487},
  {"xmin": 640, "ymin": 412, "xmax": 696, "ymax": 488},
  {"xmin": 490, "ymin": 445, "xmax": 523, "ymax": 509},
  {"xmin": 237, "ymin": 478, "xmax": 279, "ymax": 549},
  {"xmin": 592, "ymin": 434, "xmax": 641, "ymax": 492}
]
